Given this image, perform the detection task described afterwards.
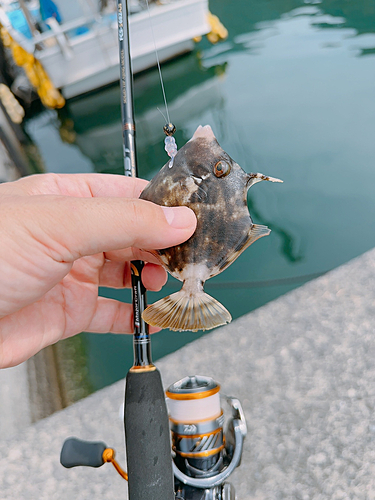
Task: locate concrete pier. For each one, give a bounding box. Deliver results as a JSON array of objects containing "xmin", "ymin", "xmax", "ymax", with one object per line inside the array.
[
  {"xmin": 1, "ymin": 247, "xmax": 375, "ymax": 499},
  {"xmin": 0, "ymin": 102, "xmax": 30, "ymax": 182}
]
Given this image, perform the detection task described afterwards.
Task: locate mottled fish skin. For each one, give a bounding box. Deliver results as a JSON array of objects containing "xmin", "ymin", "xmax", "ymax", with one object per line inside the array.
[
  {"xmin": 142, "ymin": 127, "xmax": 259, "ymax": 278},
  {"xmin": 140, "ymin": 125, "xmax": 282, "ymax": 331}
]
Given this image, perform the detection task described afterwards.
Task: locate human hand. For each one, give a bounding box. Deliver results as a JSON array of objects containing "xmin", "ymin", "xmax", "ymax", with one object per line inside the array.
[{"xmin": 0, "ymin": 173, "xmax": 196, "ymax": 368}]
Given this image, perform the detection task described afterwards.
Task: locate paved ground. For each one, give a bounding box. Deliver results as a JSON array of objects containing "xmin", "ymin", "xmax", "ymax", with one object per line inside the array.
[
  {"xmin": 0, "ymin": 363, "xmax": 31, "ymax": 438},
  {"xmin": 1, "ymin": 247, "xmax": 375, "ymax": 500}
]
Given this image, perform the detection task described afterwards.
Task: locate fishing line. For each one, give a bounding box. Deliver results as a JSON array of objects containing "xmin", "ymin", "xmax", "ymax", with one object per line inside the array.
[
  {"xmin": 162, "ymin": 270, "xmax": 328, "ymax": 290},
  {"xmin": 157, "ymin": 106, "xmax": 168, "ymax": 123},
  {"xmin": 144, "ymin": 0, "xmax": 171, "ymax": 124},
  {"xmin": 144, "ymin": 0, "xmax": 177, "ymax": 166}
]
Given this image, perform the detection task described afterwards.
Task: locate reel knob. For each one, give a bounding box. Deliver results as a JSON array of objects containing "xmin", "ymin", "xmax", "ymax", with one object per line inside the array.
[
  {"xmin": 60, "ymin": 438, "xmax": 107, "ymax": 468},
  {"xmin": 60, "ymin": 437, "xmax": 128, "ymax": 480}
]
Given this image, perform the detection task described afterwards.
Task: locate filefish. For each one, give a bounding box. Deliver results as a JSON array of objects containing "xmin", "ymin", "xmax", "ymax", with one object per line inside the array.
[{"xmin": 140, "ymin": 125, "xmax": 282, "ymax": 332}]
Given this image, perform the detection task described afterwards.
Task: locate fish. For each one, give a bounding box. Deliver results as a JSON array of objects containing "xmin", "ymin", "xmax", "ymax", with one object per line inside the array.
[{"xmin": 140, "ymin": 125, "xmax": 282, "ymax": 332}]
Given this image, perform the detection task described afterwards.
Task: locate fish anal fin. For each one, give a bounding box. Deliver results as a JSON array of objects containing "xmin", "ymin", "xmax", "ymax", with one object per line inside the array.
[
  {"xmin": 142, "ymin": 290, "xmax": 231, "ymax": 332},
  {"xmin": 234, "ymin": 223, "xmax": 271, "ymax": 257},
  {"xmin": 246, "ymin": 223, "xmax": 271, "ymax": 246}
]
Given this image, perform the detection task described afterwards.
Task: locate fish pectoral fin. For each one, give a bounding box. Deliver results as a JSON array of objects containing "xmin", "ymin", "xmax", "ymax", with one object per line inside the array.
[
  {"xmin": 142, "ymin": 290, "xmax": 231, "ymax": 332},
  {"xmin": 189, "ymin": 174, "xmax": 208, "ymax": 200},
  {"xmin": 190, "ymin": 174, "xmax": 203, "ymax": 184}
]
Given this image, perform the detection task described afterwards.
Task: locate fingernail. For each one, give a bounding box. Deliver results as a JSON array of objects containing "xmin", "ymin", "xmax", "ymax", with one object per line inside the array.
[{"xmin": 161, "ymin": 206, "xmax": 196, "ymax": 229}]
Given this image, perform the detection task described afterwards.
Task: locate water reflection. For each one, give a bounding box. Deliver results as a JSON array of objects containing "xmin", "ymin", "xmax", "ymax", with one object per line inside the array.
[
  {"xmin": 201, "ymin": 0, "xmax": 375, "ymax": 64},
  {"xmin": 311, "ymin": 0, "xmax": 375, "ymax": 36},
  {"xmin": 249, "ymin": 197, "xmax": 304, "ymax": 263}
]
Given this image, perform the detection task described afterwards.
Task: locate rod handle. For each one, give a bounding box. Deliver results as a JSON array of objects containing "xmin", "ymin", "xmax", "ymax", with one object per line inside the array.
[
  {"xmin": 60, "ymin": 437, "xmax": 106, "ymax": 468},
  {"xmin": 125, "ymin": 368, "xmax": 175, "ymax": 500}
]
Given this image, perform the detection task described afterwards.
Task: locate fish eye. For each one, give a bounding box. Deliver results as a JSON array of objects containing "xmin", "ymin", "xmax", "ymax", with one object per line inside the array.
[{"xmin": 213, "ymin": 161, "xmax": 230, "ymax": 178}]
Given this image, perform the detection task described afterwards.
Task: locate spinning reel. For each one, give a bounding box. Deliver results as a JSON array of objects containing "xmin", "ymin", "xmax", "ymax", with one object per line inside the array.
[
  {"xmin": 60, "ymin": 375, "xmax": 246, "ymax": 500},
  {"xmin": 168, "ymin": 376, "xmax": 247, "ymax": 500}
]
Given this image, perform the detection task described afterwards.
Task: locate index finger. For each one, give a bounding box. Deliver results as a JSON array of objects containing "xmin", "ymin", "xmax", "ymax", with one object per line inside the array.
[
  {"xmin": 1, "ymin": 173, "xmax": 149, "ymax": 199},
  {"xmin": 104, "ymin": 248, "xmax": 161, "ymax": 265}
]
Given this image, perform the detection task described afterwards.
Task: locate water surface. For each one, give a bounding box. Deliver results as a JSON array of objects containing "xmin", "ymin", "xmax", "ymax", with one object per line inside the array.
[{"xmin": 25, "ymin": 0, "xmax": 375, "ymax": 393}]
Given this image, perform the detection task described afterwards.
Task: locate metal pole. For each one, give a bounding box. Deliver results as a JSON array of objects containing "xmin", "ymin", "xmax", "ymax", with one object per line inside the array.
[{"xmin": 18, "ymin": 0, "xmax": 39, "ymax": 37}]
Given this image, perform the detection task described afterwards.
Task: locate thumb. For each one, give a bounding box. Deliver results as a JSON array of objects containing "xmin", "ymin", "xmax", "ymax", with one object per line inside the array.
[{"xmin": 25, "ymin": 196, "xmax": 197, "ymax": 261}]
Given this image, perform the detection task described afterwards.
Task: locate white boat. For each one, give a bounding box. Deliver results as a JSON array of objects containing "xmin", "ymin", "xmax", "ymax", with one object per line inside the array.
[{"xmin": 0, "ymin": 0, "xmax": 211, "ymax": 99}]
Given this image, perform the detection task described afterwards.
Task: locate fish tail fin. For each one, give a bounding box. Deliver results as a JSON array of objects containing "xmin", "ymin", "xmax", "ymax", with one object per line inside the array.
[{"xmin": 142, "ymin": 290, "xmax": 231, "ymax": 332}]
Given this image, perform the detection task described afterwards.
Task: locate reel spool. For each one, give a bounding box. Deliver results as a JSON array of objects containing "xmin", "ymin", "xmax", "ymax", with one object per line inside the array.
[
  {"xmin": 167, "ymin": 376, "xmax": 224, "ymax": 473},
  {"xmin": 166, "ymin": 376, "xmax": 247, "ymax": 500}
]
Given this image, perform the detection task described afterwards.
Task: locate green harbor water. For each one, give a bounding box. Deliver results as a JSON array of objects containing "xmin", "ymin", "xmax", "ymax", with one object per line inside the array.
[{"xmin": 25, "ymin": 0, "xmax": 375, "ymax": 396}]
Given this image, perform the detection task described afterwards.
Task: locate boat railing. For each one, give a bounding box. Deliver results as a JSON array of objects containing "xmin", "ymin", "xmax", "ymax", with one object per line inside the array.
[
  {"xmin": 0, "ymin": 4, "xmax": 113, "ymax": 59},
  {"xmin": 33, "ymin": 16, "xmax": 97, "ymax": 45}
]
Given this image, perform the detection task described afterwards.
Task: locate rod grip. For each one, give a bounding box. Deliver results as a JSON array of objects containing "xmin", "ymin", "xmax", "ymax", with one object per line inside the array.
[{"xmin": 125, "ymin": 368, "xmax": 174, "ymax": 500}]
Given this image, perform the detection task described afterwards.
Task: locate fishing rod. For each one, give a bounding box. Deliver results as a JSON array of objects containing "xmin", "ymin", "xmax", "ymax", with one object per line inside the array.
[
  {"xmin": 115, "ymin": 1, "xmax": 175, "ymax": 499},
  {"xmin": 60, "ymin": 2, "xmax": 247, "ymax": 499}
]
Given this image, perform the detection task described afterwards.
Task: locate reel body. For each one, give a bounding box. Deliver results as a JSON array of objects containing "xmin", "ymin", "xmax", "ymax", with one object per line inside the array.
[{"xmin": 167, "ymin": 376, "xmax": 247, "ymax": 500}]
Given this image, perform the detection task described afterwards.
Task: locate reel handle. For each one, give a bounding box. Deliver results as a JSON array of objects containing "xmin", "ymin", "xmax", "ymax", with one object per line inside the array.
[{"xmin": 60, "ymin": 438, "xmax": 106, "ymax": 468}]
